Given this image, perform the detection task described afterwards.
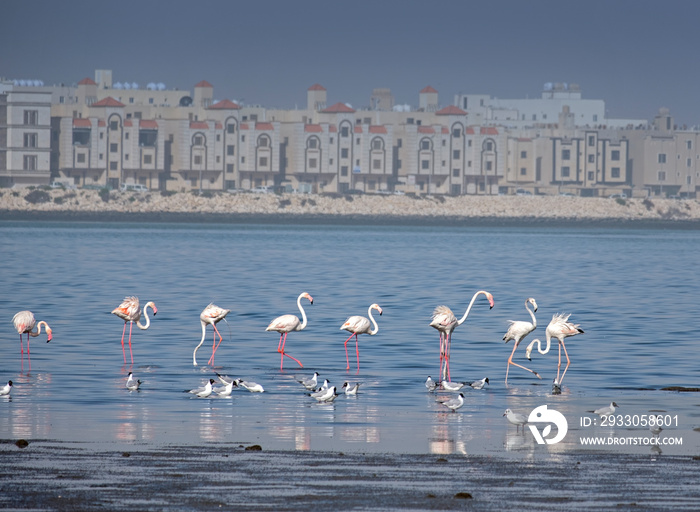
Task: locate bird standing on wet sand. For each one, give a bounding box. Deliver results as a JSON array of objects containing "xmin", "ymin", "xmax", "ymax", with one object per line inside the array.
[
  {"xmin": 0, "ymin": 381, "xmax": 12, "ymax": 396},
  {"xmin": 438, "ymin": 393, "xmax": 465, "ymax": 412},
  {"xmin": 266, "ymin": 292, "xmax": 313, "ymax": 370},
  {"xmin": 504, "ymin": 409, "xmax": 529, "ymax": 432},
  {"xmin": 503, "ymin": 298, "xmax": 540, "ymax": 384},
  {"xmin": 525, "ymin": 313, "xmax": 584, "ymax": 387},
  {"xmin": 111, "ymin": 297, "xmax": 157, "ymax": 365},
  {"xmin": 340, "ymin": 303, "xmax": 382, "ymax": 373},
  {"xmin": 12, "ymin": 310, "xmax": 52, "ymax": 371},
  {"xmin": 590, "ymin": 402, "xmax": 619, "ymax": 418},
  {"xmin": 430, "ymin": 290, "xmax": 494, "ymax": 382},
  {"xmin": 425, "ymin": 376, "xmax": 437, "ymax": 392},
  {"xmin": 193, "ymin": 303, "xmax": 230, "ymax": 366}
]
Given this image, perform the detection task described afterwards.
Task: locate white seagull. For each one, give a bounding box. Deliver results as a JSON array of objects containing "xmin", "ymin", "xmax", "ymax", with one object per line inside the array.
[
  {"xmin": 313, "ymin": 386, "xmax": 338, "ymax": 402},
  {"xmin": 438, "ymin": 393, "xmax": 465, "ymax": 412},
  {"xmin": 297, "ymin": 372, "xmax": 319, "ymax": 390},
  {"xmin": 189, "ymin": 379, "xmax": 215, "ymax": 398},
  {"xmin": 125, "ymin": 372, "xmax": 141, "ymax": 391},
  {"xmin": 441, "ymin": 380, "xmax": 466, "ymax": 392},
  {"xmin": 504, "ymin": 408, "xmax": 529, "ymax": 432},
  {"xmin": 468, "ymin": 377, "xmax": 489, "ymax": 390},
  {"xmin": 342, "ymin": 382, "xmax": 360, "ymax": 395},
  {"xmin": 590, "ymin": 402, "xmax": 619, "ymax": 418},
  {"xmin": 425, "ymin": 376, "xmax": 437, "ymax": 392},
  {"xmin": 235, "ymin": 379, "xmax": 265, "ymax": 393},
  {"xmin": 214, "ymin": 379, "xmax": 236, "ymax": 396},
  {"xmin": 0, "ymin": 380, "xmax": 12, "ymax": 396}
]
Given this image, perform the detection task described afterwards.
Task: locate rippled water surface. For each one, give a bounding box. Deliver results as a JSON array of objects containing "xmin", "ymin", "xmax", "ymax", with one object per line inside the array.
[{"xmin": 1, "ymin": 221, "xmax": 699, "ymax": 456}]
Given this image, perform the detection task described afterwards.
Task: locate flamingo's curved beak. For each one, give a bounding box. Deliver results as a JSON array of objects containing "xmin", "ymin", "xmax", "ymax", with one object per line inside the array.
[{"xmin": 46, "ymin": 330, "xmax": 52, "ymax": 343}]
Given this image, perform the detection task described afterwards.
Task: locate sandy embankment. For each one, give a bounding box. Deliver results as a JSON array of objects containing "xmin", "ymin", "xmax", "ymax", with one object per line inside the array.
[{"xmin": 1, "ymin": 188, "xmax": 700, "ymax": 225}]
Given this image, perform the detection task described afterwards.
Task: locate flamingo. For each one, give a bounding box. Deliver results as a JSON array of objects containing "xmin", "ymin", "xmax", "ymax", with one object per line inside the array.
[
  {"xmin": 525, "ymin": 313, "xmax": 584, "ymax": 387},
  {"xmin": 12, "ymin": 310, "xmax": 52, "ymax": 371},
  {"xmin": 429, "ymin": 290, "xmax": 494, "ymax": 382},
  {"xmin": 111, "ymin": 296, "xmax": 157, "ymax": 365},
  {"xmin": 503, "ymin": 297, "xmax": 541, "ymax": 384},
  {"xmin": 193, "ymin": 303, "xmax": 230, "ymax": 366},
  {"xmin": 266, "ymin": 292, "xmax": 313, "ymax": 370},
  {"xmin": 340, "ymin": 303, "xmax": 382, "ymax": 373}
]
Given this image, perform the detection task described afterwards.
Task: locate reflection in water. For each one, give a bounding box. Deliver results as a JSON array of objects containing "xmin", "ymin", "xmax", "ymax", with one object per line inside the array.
[{"xmin": 116, "ymin": 401, "xmax": 154, "ymax": 442}]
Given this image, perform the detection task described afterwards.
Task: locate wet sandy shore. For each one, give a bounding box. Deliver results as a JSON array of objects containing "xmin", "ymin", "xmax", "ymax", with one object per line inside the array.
[{"xmin": 2, "ymin": 441, "xmax": 700, "ymax": 511}]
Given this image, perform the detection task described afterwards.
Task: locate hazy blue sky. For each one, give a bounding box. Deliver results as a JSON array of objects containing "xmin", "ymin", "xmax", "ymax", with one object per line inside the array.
[{"xmin": 3, "ymin": 0, "xmax": 700, "ymax": 125}]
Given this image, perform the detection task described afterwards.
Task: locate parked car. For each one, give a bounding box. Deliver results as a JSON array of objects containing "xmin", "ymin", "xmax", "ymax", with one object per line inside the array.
[
  {"xmin": 559, "ymin": 192, "xmax": 575, "ymax": 197},
  {"xmin": 250, "ymin": 186, "xmax": 272, "ymax": 194},
  {"xmin": 120, "ymin": 183, "xmax": 149, "ymax": 193},
  {"xmin": 50, "ymin": 181, "xmax": 76, "ymax": 189},
  {"xmin": 515, "ymin": 188, "xmax": 533, "ymax": 196},
  {"xmin": 608, "ymin": 193, "xmax": 627, "ymax": 199}
]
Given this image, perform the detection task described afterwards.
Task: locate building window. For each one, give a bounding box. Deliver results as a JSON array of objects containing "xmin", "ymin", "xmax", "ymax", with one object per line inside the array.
[
  {"xmin": 125, "ymin": 132, "xmax": 129, "ymax": 140},
  {"xmin": 562, "ymin": 166, "xmax": 570, "ymax": 178},
  {"xmin": 687, "ymin": 175, "xmax": 692, "ymax": 185},
  {"xmin": 227, "ymin": 124, "xmax": 235, "ymax": 134},
  {"xmin": 194, "ymin": 136, "xmax": 203, "ymax": 146},
  {"xmin": 588, "ymin": 154, "xmax": 595, "ymax": 163},
  {"xmin": 23, "ymin": 133, "xmax": 38, "ymax": 148},
  {"xmin": 23, "ymin": 155, "xmax": 37, "ymax": 170},
  {"xmin": 341, "ymin": 166, "xmax": 348, "ymax": 176},
  {"xmin": 421, "ymin": 160, "xmax": 430, "ymax": 170},
  {"xmin": 611, "ymin": 167, "xmax": 620, "ymax": 178},
  {"xmin": 588, "ymin": 135, "xmax": 595, "ymax": 146},
  {"xmin": 23, "ymin": 110, "xmax": 38, "ymax": 125},
  {"xmin": 329, "ymin": 158, "xmax": 333, "ymax": 165},
  {"xmin": 110, "ymin": 161, "xmax": 118, "ymax": 170},
  {"xmin": 562, "ymin": 149, "xmax": 571, "ymax": 160},
  {"xmin": 308, "ymin": 138, "xmax": 317, "ymax": 149},
  {"xmin": 588, "ymin": 171, "xmax": 594, "ymax": 180},
  {"xmin": 341, "ymin": 148, "xmax": 349, "ymax": 158},
  {"xmin": 144, "ymin": 155, "xmax": 152, "ymax": 165},
  {"xmin": 241, "ymin": 135, "xmax": 245, "ymax": 142},
  {"xmin": 110, "ymin": 143, "xmax": 118, "ymax": 153},
  {"xmin": 125, "ymin": 154, "xmax": 129, "ymax": 161},
  {"xmin": 149, "ymin": 98, "xmax": 154, "ymax": 104},
  {"xmin": 486, "ymin": 142, "xmax": 493, "ymax": 151},
  {"xmin": 259, "ymin": 138, "xmax": 268, "ymax": 148},
  {"xmin": 227, "ymin": 145, "xmax": 235, "ymax": 156},
  {"xmin": 688, "ymin": 158, "xmax": 692, "ymax": 168},
  {"xmin": 657, "ymin": 171, "xmax": 666, "ymax": 181},
  {"xmin": 194, "ymin": 155, "xmax": 202, "ymax": 165},
  {"xmin": 520, "ymin": 151, "xmax": 527, "ymax": 158},
  {"xmin": 226, "ymin": 164, "xmax": 234, "ymax": 173},
  {"xmin": 341, "ymin": 126, "xmax": 349, "ymax": 137},
  {"xmin": 356, "ymin": 138, "xmax": 360, "ymax": 145},
  {"xmin": 452, "ymin": 128, "xmax": 461, "ymax": 138},
  {"xmin": 110, "ymin": 121, "xmax": 119, "ymax": 131},
  {"xmin": 77, "ymin": 153, "xmax": 86, "ymax": 163},
  {"xmin": 373, "ymin": 159, "xmax": 381, "ymax": 170},
  {"xmin": 687, "ymin": 140, "xmax": 692, "ymax": 150},
  {"xmin": 520, "ymin": 167, "xmax": 527, "ymax": 175},
  {"xmin": 452, "ymin": 150, "xmax": 460, "ymax": 159},
  {"xmin": 486, "ymin": 161, "xmax": 492, "ymax": 171},
  {"xmin": 309, "ymin": 158, "xmax": 317, "ymax": 169},
  {"xmin": 421, "ymin": 140, "xmax": 430, "ymax": 150},
  {"xmin": 658, "ymin": 153, "xmax": 666, "ymax": 164},
  {"xmin": 452, "ymin": 168, "xmax": 459, "ymax": 177},
  {"xmin": 611, "ymin": 150, "xmax": 620, "ymax": 161},
  {"xmin": 372, "ymin": 139, "xmax": 382, "ymax": 150},
  {"xmin": 259, "ymin": 157, "xmax": 268, "ymax": 167},
  {"xmin": 99, "ymin": 153, "xmax": 103, "ymax": 160}
]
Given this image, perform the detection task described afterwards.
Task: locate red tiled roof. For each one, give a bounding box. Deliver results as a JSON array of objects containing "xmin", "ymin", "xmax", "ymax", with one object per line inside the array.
[
  {"xmin": 308, "ymin": 83, "xmax": 326, "ymax": 91},
  {"xmin": 208, "ymin": 99, "xmax": 241, "ymax": 110},
  {"xmin": 305, "ymin": 124, "xmax": 323, "ymax": 133},
  {"xmin": 72, "ymin": 118, "xmax": 92, "ymax": 128},
  {"xmin": 436, "ymin": 105, "xmax": 467, "ymax": 116},
  {"xmin": 465, "ymin": 127, "xmax": 476, "ymax": 134},
  {"xmin": 421, "ymin": 86, "xmax": 438, "ymax": 93},
  {"xmin": 517, "ymin": 137, "xmax": 532, "ymax": 142},
  {"xmin": 418, "ymin": 126, "xmax": 434, "ymax": 134},
  {"xmin": 91, "ymin": 97, "xmax": 125, "ymax": 107},
  {"xmin": 78, "ymin": 77, "xmax": 97, "ymax": 86},
  {"xmin": 194, "ymin": 80, "xmax": 213, "ymax": 88},
  {"xmin": 215, "ymin": 122, "xmax": 222, "ymax": 129},
  {"xmin": 481, "ymin": 127, "xmax": 499, "ymax": 135},
  {"xmin": 354, "ymin": 126, "xmax": 363, "ymax": 133},
  {"xmin": 190, "ymin": 121, "xmax": 209, "ymax": 129},
  {"xmin": 123, "ymin": 120, "xmax": 133, "ymax": 127},
  {"xmin": 329, "ymin": 125, "xmax": 337, "ymax": 133},
  {"xmin": 139, "ymin": 120, "xmax": 158, "ymax": 129},
  {"xmin": 441, "ymin": 127, "xmax": 449, "ymax": 134},
  {"xmin": 322, "ymin": 102, "xmax": 356, "ymax": 113},
  {"xmin": 369, "ymin": 125, "xmax": 387, "ymax": 134},
  {"xmin": 98, "ymin": 120, "xmax": 106, "ymax": 127},
  {"xmin": 256, "ymin": 122, "xmax": 274, "ymax": 131},
  {"xmin": 240, "ymin": 123, "xmax": 249, "ymax": 130}
]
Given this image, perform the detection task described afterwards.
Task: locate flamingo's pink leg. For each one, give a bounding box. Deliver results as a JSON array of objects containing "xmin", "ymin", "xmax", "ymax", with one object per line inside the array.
[
  {"xmin": 355, "ymin": 334, "xmax": 360, "ymax": 373},
  {"xmin": 127, "ymin": 321, "xmax": 134, "ymax": 365},
  {"xmin": 277, "ymin": 333, "xmax": 284, "ymax": 353},
  {"xmin": 556, "ymin": 342, "xmax": 562, "ymax": 384},
  {"xmin": 19, "ymin": 335, "xmax": 25, "ymax": 372},
  {"xmin": 280, "ymin": 333, "xmax": 302, "ymax": 369},
  {"xmin": 26, "ymin": 336, "xmax": 32, "ymax": 370},
  {"xmin": 279, "ymin": 332, "xmax": 287, "ymax": 369},
  {"xmin": 343, "ymin": 333, "xmax": 355, "ymax": 370},
  {"xmin": 557, "ymin": 341, "xmax": 571, "ymax": 386},
  {"xmin": 208, "ymin": 325, "xmax": 224, "ymax": 366},
  {"xmin": 505, "ymin": 342, "xmax": 541, "ymax": 384},
  {"xmin": 120, "ymin": 322, "xmax": 128, "ymax": 363}
]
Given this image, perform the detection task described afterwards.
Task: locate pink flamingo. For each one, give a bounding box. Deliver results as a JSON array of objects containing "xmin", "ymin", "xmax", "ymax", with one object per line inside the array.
[
  {"xmin": 340, "ymin": 303, "xmax": 382, "ymax": 373},
  {"xmin": 526, "ymin": 313, "xmax": 584, "ymax": 387},
  {"xmin": 503, "ymin": 297, "xmax": 541, "ymax": 384},
  {"xmin": 429, "ymin": 290, "xmax": 494, "ymax": 382},
  {"xmin": 193, "ymin": 303, "xmax": 230, "ymax": 366},
  {"xmin": 111, "ymin": 296, "xmax": 157, "ymax": 364},
  {"xmin": 266, "ymin": 292, "xmax": 313, "ymax": 370},
  {"xmin": 12, "ymin": 310, "xmax": 52, "ymax": 371}
]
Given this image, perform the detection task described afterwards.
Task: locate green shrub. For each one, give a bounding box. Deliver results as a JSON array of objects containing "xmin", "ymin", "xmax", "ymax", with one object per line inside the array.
[
  {"xmin": 98, "ymin": 188, "xmax": 111, "ymax": 202},
  {"xmin": 24, "ymin": 189, "xmax": 50, "ymax": 204}
]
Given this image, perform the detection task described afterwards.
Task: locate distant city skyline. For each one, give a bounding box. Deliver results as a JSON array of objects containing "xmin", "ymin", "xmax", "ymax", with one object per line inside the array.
[{"xmin": 4, "ymin": 0, "xmax": 700, "ymax": 125}]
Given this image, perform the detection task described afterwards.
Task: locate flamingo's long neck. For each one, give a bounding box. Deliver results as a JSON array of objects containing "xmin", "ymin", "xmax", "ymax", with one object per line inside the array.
[
  {"xmin": 526, "ymin": 302, "xmax": 537, "ymax": 328},
  {"xmin": 297, "ymin": 295, "xmax": 308, "ymax": 330},
  {"xmin": 193, "ymin": 322, "xmax": 207, "ymax": 365},
  {"xmin": 527, "ymin": 333, "xmax": 552, "ymax": 357},
  {"xmin": 457, "ymin": 290, "xmax": 487, "ymax": 326},
  {"xmin": 137, "ymin": 304, "xmax": 152, "ymax": 330},
  {"xmin": 368, "ymin": 306, "xmax": 380, "ymax": 335},
  {"xmin": 29, "ymin": 321, "xmax": 50, "ymax": 337}
]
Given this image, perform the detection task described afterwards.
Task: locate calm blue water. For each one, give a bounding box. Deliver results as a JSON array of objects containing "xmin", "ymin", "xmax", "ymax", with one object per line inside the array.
[{"xmin": 1, "ymin": 221, "xmax": 699, "ymax": 456}]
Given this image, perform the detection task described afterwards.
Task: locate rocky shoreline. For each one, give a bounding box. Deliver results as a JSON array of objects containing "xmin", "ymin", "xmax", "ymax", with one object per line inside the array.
[{"xmin": 1, "ymin": 188, "xmax": 700, "ymax": 227}]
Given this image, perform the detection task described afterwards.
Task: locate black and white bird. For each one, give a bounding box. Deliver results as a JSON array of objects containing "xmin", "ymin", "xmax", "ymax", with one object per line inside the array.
[
  {"xmin": 590, "ymin": 402, "xmax": 619, "ymax": 418},
  {"xmin": 125, "ymin": 372, "xmax": 141, "ymax": 391},
  {"xmin": 504, "ymin": 408, "xmax": 528, "ymax": 432},
  {"xmin": 0, "ymin": 380, "xmax": 12, "ymax": 396},
  {"xmin": 425, "ymin": 376, "xmax": 437, "ymax": 392},
  {"xmin": 468, "ymin": 377, "xmax": 489, "ymax": 390},
  {"xmin": 441, "ymin": 380, "xmax": 466, "ymax": 392},
  {"xmin": 342, "ymin": 382, "xmax": 360, "ymax": 395},
  {"xmin": 297, "ymin": 372, "xmax": 319, "ymax": 390},
  {"xmin": 189, "ymin": 379, "xmax": 215, "ymax": 398},
  {"xmin": 236, "ymin": 379, "xmax": 265, "ymax": 393},
  {"xmin": 438, "ymin": 393, "xmax": 464, "ymax": 412},
  {"xmin": 312, "ymin": 386, "xmax": 338, "ymax": 402}
]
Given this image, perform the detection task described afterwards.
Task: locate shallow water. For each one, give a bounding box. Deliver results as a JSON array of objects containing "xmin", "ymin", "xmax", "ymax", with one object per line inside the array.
[{"xmin": 1, "ymin": 221, "xmax": 698, "ymax": 456}]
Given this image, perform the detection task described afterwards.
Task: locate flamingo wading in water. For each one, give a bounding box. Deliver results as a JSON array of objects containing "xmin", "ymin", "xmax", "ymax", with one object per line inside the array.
[
  {"xmin": 111, "ymin": 296, "xmax": 157, "ymax": 365},
  {"xmin": 266, "ymin": 292, "xmax": 313, "ymax": 370},
  {"xmin": 429, "ymin": 290, "xmax": 494, "ymax": 382},
  {"xmin": 12, "ymin": 310, "xmax": 52, "ymax": 370},
  {"xmin": 526, "ymin": 313, "xmax": 584, "ymax": 387},
  {"xmin": 502, "ymin": 297, "xmax": 541, "ymax": 384},
  {"xmin": 340, "ymin": 303, "xmax": 382, "ymax": 372},
  {"xmin": 193, "ymin": 303, "xmax": 230, "ymax": 366}
]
